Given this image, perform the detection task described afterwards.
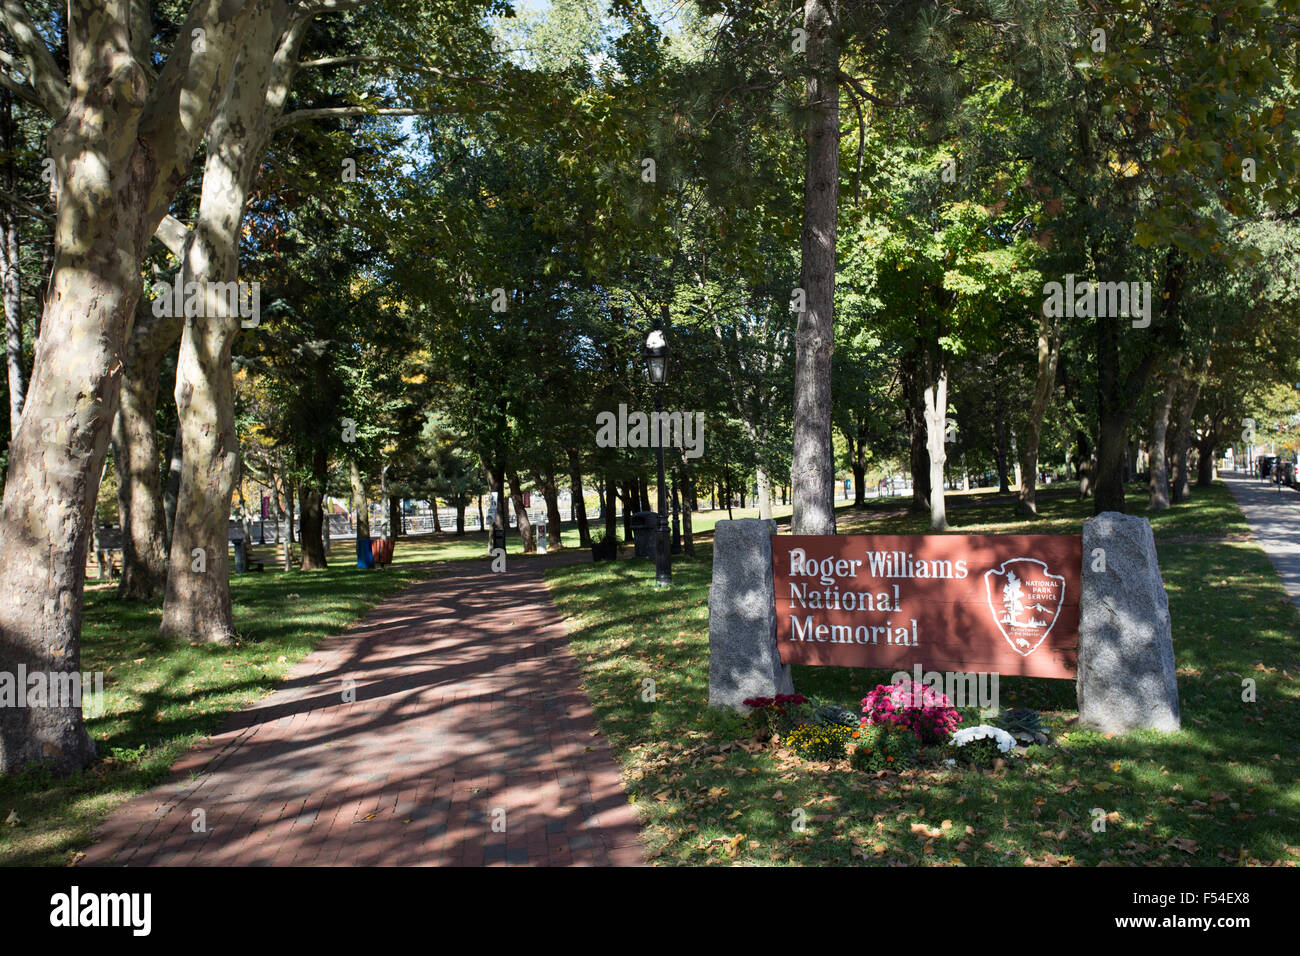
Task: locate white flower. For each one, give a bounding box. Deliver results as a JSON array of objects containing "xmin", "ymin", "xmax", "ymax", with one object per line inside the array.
[{"xmin": 951, "ymin": 724, "xmax": 1017, "ymax": 754}]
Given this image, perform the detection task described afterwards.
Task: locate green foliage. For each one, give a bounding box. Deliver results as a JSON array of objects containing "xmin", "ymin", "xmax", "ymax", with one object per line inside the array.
[
  {"xmin": 850, "ymin": 724, "xmax": 919, "ymax": 772},
  {"xmin": 951, "ymin": 736, "xmax": 1003, "ymax": 767}
]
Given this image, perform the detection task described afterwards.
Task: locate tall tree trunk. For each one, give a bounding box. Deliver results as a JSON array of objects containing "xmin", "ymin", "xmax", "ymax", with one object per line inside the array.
[
  {"xmin": 791, "ymin": 0, "xmax": 838, "ymax": 536},
  {"xmin": 389, "ymin": 495, "xmax": 402, "ymax": 537},
  {"xmin": 1, "ymin": 87, "xmax": 23, "ymax": 436},
  {"xmin": 622, "ymin": 480, "xmax": 635, "ymax": 540},
  {"xmin": 851, "ymin": 422, "xmax": 867, "ymax": 507},
  {"xmin": 994, "ymin": 381, "xmax": 1010, "ymax": 494},
  {"xmin": 0, "ymin": 85, "xmax": 139, "ymax": 770},
  {"xmin": 161, "ymin": 26, "xmax": 280, "ymax": 643},
  {"xmin": 745, "ymin": 421, "xmax": 773, "ymax": 520},
  {"xmin": 507, "ymin": 467, "xmax": 535, "ymax": 552},
  {"xmin": 1169, "ymin": 385, "xmax": 1200, "ymax": 504},
  {"xmin": 1196, "ymin": 428, "xmax": 1217, "ymax": 487},
  {"xmin": 162, "ymin": 426, "xmax": 183, "ymax": 546},
  {"xmin": 481, "ymin": 460, "xmax": 503, "ymax": 552},
  {"xmin": 1093, "ymin": 258, "xmax": 1183, "ymax": 513},
  {"xmin": 1092, "ymin": 303, "xmax": 1127, "ymax": 512},
  {"xmin": 923, "ymin": 367, "xmax": 950, "ymax": 532},
  {"xmin": 542, "ymin": 464, "xmax": 562, "ymax": 550},
  {"xmin": 0, "ymin": 1, "xmax": 261, "ymax": 772},
  {"xmin": 1074, "ymin": 420, "xmax": 1096, "ymax": 498},
  {"xmin": 755, "ymin": 463, "xmax": 773, "ymax": 520},
  {"xmin": 1147, "ymin": 354, "xmax": 1179, "ymax": 511},
  {"xmin": 233, "ymin": 453, "xmax": 250, "ymax": 573},
  {"xmin": 278, "ymin": 471, "xmax": 295, "ymax": 545},
  {"xmin": 299, "ymin": 477, "xmax": 327, "ymax": 570},
  {"xmin": 112, "ymin": 299, "xmax": 181, "ymax": 600},
  {"xmin": 902, "ymin": 351, "xmax": 931, "ymax": 511},
  {"xmin": 681, "ymin": 470, "xmax": 695, "ymax": 556},
  {"xmin": 350, "ymin": 459, "xmax": 369, "ymax": 538},
  {"xmin": 567, "ymin": 448, "xmax": 591, "ymax": 546},
  {"xmin": 1169, "ymin": 351, "xmax": 1209, "ymax": 503},
  {"xmin": 604, "ymin": 473, "xmax": 618, "ymax": 549},
  {"xmin": 1017, "ymin": 311, "xmax": 1061, "ymax": 516}
]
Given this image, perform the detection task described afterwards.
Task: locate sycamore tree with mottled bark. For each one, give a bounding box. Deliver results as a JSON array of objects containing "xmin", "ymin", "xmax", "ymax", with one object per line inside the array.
[
  {"xmin": 0, "ymin": 0, "xmax": 283, "ymax": 774},
  {"xmin": 159, "ymin": 0, "xmax": 505, "ymax": 641}
]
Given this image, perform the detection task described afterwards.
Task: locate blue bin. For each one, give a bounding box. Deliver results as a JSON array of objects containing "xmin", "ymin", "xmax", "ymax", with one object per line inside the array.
[{"xmin": 356, "ymin": 536, "xmax": 375, "ymax": 569}]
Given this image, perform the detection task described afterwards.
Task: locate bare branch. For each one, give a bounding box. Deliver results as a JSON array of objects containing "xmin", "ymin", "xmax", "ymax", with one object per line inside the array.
[
  {"xmin": 266, "ymin": 15, "xmax": 311, "ymax": 120},
  {"xmin": 297, "ymin": 55, "xmax": 496, "ymax": 88},
  {"xmin": 0, "ymin": 69, "xmax": 44, "ymax": 110},
  {"xmin": 0, "ymin": 0, "xmax": 69, "ymax": 115},
  {"xmin": 839, "ymin": 72, "xmax": 910, "ymax": 110},
  {"xmin": 0, "ymin": 185, "xmax": 45, "ymax": 218},
  {"xmin": 154, "ymin": 214, "xmax": 190, "ymax": 259},
  {"xmin": 294, "ymin": 0, "xmax": 376, "ymax": 16},
  {"xmin": 273, "ymin": 105, "xmax": 450, "ymax": 129},
  {"xmin": 138, "ymin": 1, "xmax": 269, "ymax": 228}
]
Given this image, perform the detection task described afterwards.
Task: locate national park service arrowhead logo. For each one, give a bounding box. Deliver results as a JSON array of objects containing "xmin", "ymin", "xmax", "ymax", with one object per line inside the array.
[{"xmin": 984, "ymin": 558, "xmax": 1066, "ymax": 657}]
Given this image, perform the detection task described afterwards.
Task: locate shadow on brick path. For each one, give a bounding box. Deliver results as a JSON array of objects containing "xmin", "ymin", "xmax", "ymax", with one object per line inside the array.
[{"xmin": 78, "ymin": 551, "xmax": 643, "ymax": 866}]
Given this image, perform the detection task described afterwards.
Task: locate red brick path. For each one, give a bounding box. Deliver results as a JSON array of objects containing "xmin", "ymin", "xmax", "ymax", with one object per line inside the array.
[{"xmin": 79, "ymin": 557, "xmax": 644, "ymax": 866}]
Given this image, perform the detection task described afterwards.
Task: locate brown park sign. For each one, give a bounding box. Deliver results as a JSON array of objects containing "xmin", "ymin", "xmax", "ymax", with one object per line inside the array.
[{"xmin": 771, "ymin": 534, "xmax": 1082, "ymax": 679}]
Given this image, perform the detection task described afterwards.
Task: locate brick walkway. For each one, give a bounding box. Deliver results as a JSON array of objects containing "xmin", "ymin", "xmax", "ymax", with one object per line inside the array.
[{"xmin": 79, "ymin": 556, "xmax": 644, "ymax": 866}]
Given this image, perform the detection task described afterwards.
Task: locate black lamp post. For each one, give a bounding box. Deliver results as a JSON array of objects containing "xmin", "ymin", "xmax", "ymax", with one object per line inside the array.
[{"xmin": 644, "ymin": 312, "xmax": 671, "ymax": 588}]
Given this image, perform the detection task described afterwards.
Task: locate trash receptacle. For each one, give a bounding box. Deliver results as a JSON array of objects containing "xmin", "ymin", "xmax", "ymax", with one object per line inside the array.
[
  {"xmin": 371, "ymin": 537, "xmax": 394, "ymax": 567},
  {"xmin": 631, "ymin": 511, "xmax": 658, "ymax": 559},
  {"xmin": 356, "ymin": 535, "xmax": 375, "ymax": 570}
]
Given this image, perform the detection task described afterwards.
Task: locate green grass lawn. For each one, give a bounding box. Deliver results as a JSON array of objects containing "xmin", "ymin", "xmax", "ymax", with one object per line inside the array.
[{"xmin": 545, "ymin": 481, "xmax": 1300, "ymax": 866}]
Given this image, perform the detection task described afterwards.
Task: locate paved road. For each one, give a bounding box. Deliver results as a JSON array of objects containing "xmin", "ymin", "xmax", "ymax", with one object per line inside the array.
[
  {"xmin": 1222, "ymin": 470, "xmax": 1300, "ymax": 612},
  {"xmin": 79, "ymin": 557, "xmax": 643, "ymax": 866}
]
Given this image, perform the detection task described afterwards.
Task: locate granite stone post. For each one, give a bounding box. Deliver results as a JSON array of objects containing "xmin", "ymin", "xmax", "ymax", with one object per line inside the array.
[
  {"xmin": 1078, "ymin": 512, "xmax": 1181, "ymax": 733},
  {"xmin": 708, "ymin": 519, "xmax": 793, "ymax": 710}
]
